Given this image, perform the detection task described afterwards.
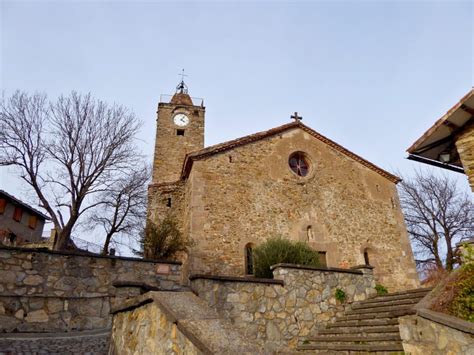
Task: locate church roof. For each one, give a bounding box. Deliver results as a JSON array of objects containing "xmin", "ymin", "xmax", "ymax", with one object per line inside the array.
[{"xmin": 181, "ymin": 121, "xmax": 400, "ymax": 183}]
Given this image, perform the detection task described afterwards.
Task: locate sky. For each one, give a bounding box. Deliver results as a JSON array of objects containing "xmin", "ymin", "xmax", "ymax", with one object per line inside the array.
[{"xmin": 1, "ymin": 0, "xmax": 473, "ymax": 251}]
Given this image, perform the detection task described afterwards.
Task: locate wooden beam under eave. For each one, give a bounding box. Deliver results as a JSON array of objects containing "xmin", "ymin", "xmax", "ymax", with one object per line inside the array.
[{"xmin": 460, "ymin": 104, "xmax": 474, "ymax": 116}]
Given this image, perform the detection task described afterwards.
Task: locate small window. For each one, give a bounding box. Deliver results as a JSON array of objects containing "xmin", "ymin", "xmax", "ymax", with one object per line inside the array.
[
  {"xmin": 245, "ymin": 244, "xmax": 254, "ymax": 275},
  {"xmin": 364, "ymin": 250, "xmax": 370, "ymax": 266},
  {"xmin": 13, "ymin": 207, "xmax": 23, "ymax": 222},
  {"xmin": 166, "ymin": 198, "xmax": 172, "ymax": 207},
  {"xmin": 306, "ymin": 225, "xmax": 314, "ymax": 242},
  {"xmin": 28, "ymin": 215, "xmax": 38, "ymax": 229},
  {"xmin": 289, "ymin": 152, "xmax": 310, "ymax": 177},
  {"xmin": 318, "ymin": 251, "xmax": 327, "ymax": 267},
  {"xmin": 0, "ymin": 199, "xmax": 6, "ymax": 214},
  {"xmin": 177, "ymin": 129, "xmax": 185, "ymax": 136}
]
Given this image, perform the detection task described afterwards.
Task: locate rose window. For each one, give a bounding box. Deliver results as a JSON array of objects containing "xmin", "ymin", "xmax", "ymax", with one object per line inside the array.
[{"xmin": 289, "ymin": 152, "xmax": 309, "ymax": 177}]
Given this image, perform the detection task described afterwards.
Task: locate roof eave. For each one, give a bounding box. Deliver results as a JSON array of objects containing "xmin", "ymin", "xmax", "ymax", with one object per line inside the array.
[
  {"xmin": 407, "ymin": 88, "xmax": 474, "ymax": 154},
  {"xmin": 180, "ymin": 121, "xmax": 400, "ymax": 184}
]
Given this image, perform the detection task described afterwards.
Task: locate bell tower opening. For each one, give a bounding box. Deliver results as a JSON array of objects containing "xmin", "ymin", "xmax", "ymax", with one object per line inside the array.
[{"xmin": 152, "ymin": 73, "xmax": 205, "ymax": 184}]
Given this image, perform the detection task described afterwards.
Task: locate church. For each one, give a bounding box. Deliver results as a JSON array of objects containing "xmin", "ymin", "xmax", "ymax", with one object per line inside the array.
[{"xmin": 148, "ymin": 81, "xmax": 420, "ymax": 291}]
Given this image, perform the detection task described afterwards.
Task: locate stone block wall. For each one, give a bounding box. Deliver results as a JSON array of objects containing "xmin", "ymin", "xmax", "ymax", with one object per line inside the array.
[
  {"xmin": 111, "ymin": 301, "xmax": 202, "ymax": 355},
  {"xmin": 190, "ymin": 264, "xmax": 376, "ymax": 350},
  {"xmin": 110, "ymin": 291, "xmax": 261, "ymax": 354},
  {"xmin": 183, "ymin": 127, "xmax": 419, "ymax": 291},
  {"xmin": 455, "ymin": 121, "xmax": 474, "ymax": 192},
  {"xmin": 0, "ymin": 246, "xmax": 182, "ymax": 333},
  {"xmin": 399, "ymin": 313, "xmax": 474, "ymax": 355}
]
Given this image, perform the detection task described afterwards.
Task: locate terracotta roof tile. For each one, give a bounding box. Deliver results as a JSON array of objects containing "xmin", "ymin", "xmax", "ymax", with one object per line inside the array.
[{"xmin": 181, "ymin": 121, "xmax": 400, "ymax": 183}]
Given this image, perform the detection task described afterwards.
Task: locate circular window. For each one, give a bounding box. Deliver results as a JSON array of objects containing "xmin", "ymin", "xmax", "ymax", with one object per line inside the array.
[{"xmin": 289, "ymin": 152, "xmax": 310, "ymax": 177}]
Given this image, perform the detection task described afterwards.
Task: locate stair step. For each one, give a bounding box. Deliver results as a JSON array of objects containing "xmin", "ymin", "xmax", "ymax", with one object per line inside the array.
[
  {"xmin": 328, "ymin": 318, "xmax": 399, "ymax": 328},
  {"xmin": 373, "ymin": 287, "xmax": 431, "ymax": 298},
  {"xmin": 307, "ymin": 334, "xmax": 401, "ymax": 342},
  {"xmin": 344, "ymin": 308, "xmax": 416, "ymax": 320},
  {"xmin": 351, "ymin": 297, "xmax": 420, "ymax": 310},
  {"xmin": 297, "ymin": 342, "xmax": 404, "ymax": 352},
  {"xmin": 362, "ymin": 293, "xmax": 426, "ymax": 305},
  {"xmin": 347, "ymin": 304, "xmax": 415, "ymax": 315},
  {"xmin": 317, "ymin": 325, "xmax": 399, "ymax": 335}
]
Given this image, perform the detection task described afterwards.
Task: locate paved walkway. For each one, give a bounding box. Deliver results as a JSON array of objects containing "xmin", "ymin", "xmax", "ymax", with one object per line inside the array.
[{"xmin": 0, "ymin": 329, "xmax": 110, "ymax": 355}]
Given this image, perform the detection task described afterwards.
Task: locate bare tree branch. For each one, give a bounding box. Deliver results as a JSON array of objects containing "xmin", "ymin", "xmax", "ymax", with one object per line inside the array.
[
  {"xmin": 84, "ymin": 164, "xmax": 150, "ymax": 254},
  {"xmin": 0, "ymin": 90, "xmax": 143, "ymax": 250},
  {"xmin": 398, "ymin": 170, "xmax": 474, "ymax": 271}
]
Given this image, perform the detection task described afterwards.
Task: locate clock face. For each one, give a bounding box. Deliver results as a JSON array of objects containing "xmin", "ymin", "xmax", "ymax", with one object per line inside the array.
[{"xmin": 173, "ymin": 113, "xmax": 190, "ymax": 127}]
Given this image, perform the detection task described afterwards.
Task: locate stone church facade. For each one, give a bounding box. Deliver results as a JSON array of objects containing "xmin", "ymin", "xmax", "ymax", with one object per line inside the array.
[{"xmin": 148, "ymin": 83, "xmax": 419, "ymax": 291}]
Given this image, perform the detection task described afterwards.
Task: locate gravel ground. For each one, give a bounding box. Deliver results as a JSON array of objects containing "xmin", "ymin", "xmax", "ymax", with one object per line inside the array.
[{"xmin": 0, "ymin": 329, "xmax": 110, "ymax": 355}]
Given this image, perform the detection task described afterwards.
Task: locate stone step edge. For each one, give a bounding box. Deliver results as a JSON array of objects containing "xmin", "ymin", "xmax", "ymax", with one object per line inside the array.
[
  {"xmin": 351, "ymin": 298, "xmax": 420, "ymax": 309},
  {"xmin": 370, "ymin": 288, "xmax": 431, "ymax": 299},
  {"xmin": 306, "ymin": 335, "xmax": 401, "ymax": 342},
  {"xmin": 342, "ymin": 309, "xmax": 416, "ymax": 320},
  {"xmin": 315, "ymin": 330, "xmax": 400, "ymax": 336},
  {"xmin": 359, "ymin": 294, "xmax": 427, "ymax": 305},
  {"xmin": 297, "ymin": 343, "xmax": 404, "ymax": 351},
  {"xmin": 328, "ymin": 319, "xmax": 399, "ymax": 327},
  {"xmin": 347, "ymin": 305, "xmax": 415, "ymax": 315},
  {"xmin": 317, "ymin": 326, "xmax": 399, "ymax": 333}
]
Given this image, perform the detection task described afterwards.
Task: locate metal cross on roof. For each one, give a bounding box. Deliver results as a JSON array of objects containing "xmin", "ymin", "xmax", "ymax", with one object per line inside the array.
[
  {"xmin": 176, "ymin": 69, "xmax": 189, "ymax": 94},
  {"xmin": 291, "ymin": 112, "xmax": 303, "ymax": 121},
  {"xmin": 179, "ymin": 68, "xmax": 188, "ymax": 81}
]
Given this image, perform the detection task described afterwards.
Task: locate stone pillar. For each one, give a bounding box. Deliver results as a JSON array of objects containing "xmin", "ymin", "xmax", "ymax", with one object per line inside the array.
[{"xmin": 455, "ymin": 122, "xmax": 474, "ymax": 192}]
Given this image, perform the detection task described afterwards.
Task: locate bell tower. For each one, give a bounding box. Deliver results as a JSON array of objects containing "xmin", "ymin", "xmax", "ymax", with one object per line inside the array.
[{"xmin": 152, "ymin": 79, "xmax": 205, "ymax": 184}]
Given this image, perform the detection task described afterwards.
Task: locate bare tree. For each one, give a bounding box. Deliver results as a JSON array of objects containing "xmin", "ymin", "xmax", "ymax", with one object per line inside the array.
[
  {"xmin": 87, "ymin": 164, "xmax": 150, "ymax": 255},
  {"xmin": 0, "ymin": 91, "xmax": 142, "ymax": 250},
  {"xmin": 399, "ymin": 171, "xmax": 474, "ymax": 271}
]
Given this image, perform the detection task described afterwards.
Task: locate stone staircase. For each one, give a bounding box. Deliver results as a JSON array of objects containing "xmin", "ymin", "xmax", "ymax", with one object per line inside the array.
[{"xmin": 297, "ymin": 288, "xmax": 431, "ymax": 354}]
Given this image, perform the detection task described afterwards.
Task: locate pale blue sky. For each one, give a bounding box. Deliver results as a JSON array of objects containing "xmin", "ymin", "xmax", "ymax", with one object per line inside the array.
[{"xmin": 1, "ymin": 1, "xmax": 473, "ymax": 247}]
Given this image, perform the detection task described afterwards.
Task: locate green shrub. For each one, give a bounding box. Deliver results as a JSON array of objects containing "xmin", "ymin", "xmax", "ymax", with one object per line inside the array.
[
  {"xmin": 335, "ymin": 288, "xmax": 346, "ymax": 302},
  {"xmin": 449, "ymin": 263, "xmax": 474, "ymax": 322},
  {"xmin": 375, "ymin": 284, "xmax": 388, "ymax": 296},
  {"xmin": 253, "ymin": 236, "xmax": 320, "ymax": 278}
]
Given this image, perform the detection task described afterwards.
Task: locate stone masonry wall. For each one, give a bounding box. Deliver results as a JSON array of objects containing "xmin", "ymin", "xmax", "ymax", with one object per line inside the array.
[
  {"xmin": 455, "ymin": 121, "xmax": 474, "ymax": 192},
  {"xmin": 111, "ymin": 301, "xmax": 202, "ymax": 355},
  {"xmin": 185, "ymin": 127, "xmax": 419, "ymax": 291},
  {"xmin": 110, "ymin": 291, "xmax": 262, "ymax": 354},
  {"xmin": 0, "ymin": 246, "xmax": 181, "ymax": 333},
  {"xmin": 152, "ymin": 100, "xmax": 205, "ymax": 184},
  {"xmin": 191, "ymin": 264, "xmax": 376, "ymax": 351},
  {"xmin": 399, "ymin": 314, "xmax": 474, "ymax": 355}
]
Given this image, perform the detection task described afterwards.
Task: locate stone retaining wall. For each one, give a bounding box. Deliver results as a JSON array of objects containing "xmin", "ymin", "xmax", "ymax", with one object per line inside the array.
[
  {"xmin": 399, "ymin": 312, "xmax": 474, "ymax": 354},
  {"xmin": 190, "ymin": 264, "xmax": 376, "ymax": 350},
  {"xmin": 110, "ymin": 291, "xmax": 261, "ymax": 354},
  {"xmin": 0, "ymin": 246, "xmax": 182, "ymax": 332}
]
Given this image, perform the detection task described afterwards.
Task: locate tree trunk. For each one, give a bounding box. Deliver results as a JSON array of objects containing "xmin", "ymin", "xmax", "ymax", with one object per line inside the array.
[{"xmin": 101, "ymin": 232, "xmax": 114, "ymax": 255}]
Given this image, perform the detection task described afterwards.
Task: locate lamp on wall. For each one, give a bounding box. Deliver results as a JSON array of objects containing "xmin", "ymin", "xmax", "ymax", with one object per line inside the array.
[{"xmin": 439, "ymin": 150, "xmax": 451, "ymax": 164}]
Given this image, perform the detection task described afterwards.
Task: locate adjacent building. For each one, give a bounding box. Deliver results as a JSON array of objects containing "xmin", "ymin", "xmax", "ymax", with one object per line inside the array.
[
  {"xmin": 407, "ymin": 88, "xmax": 474, "ymax": 192},
  {"xmin": 148, "ymin": 81, "xmax": 420, "ymax": 291},
  {"xmin": 0, "ymin": 189, "xmax": 49, "ymax": 246}
]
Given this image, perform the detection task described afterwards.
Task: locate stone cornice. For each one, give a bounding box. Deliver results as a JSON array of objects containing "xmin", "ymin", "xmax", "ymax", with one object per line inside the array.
[
  {"xmin": 0, "ymin": 245, "xmax": 182, "ymax": 265},
  {"xmin": 189, "ymin": 274, "xmax": 284, "ymax": 285},
  {"xmin": 271, "ymin": 263, "xmax": 364, "ymax": 275}
]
